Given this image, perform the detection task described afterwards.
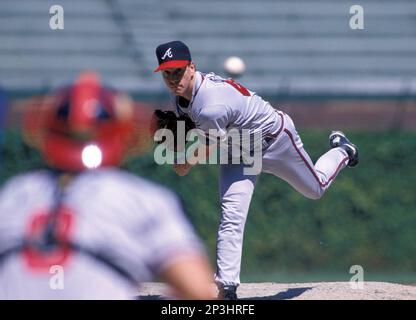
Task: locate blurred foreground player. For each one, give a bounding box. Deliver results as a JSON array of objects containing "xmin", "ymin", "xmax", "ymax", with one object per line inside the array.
[{"xmin": 0, "ymin": 71, "xmax": 215, "ymax": 299}]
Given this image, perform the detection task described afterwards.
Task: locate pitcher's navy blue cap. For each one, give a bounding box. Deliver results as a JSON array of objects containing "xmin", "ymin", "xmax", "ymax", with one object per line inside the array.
[{"xmin": 154, "ymin": 40, "xmax": 191, "ymax": 72}]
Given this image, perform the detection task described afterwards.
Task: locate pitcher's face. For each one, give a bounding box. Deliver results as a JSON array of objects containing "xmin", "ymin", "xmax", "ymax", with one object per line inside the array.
[{"xmin": 162, "ymin": 63, "xmax": 195, "ymax": 97}]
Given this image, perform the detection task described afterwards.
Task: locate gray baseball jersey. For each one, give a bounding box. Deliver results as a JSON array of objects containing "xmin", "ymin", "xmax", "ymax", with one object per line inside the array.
[
  {"xmin": 175, "ymin": 72, "xmax": 282, "ymax": 154},
  {"xmin": 173, "ymin": 71, "xmax": 349, "ymax": 287},
  {"xmin": 0, "ymin": 168, "xmax": 204, "ymax": 299}
]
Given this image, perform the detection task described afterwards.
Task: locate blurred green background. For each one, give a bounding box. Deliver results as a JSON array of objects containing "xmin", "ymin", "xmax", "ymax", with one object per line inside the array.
[{"xmin": 2, "ymin": 129, "xmax": 415, "ymax": 284}]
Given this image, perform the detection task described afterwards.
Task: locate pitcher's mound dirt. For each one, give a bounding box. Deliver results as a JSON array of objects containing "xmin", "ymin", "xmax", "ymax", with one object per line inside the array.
[{"xmin": 138, "ymin": 282, "xmax": 416, "ymax": 300}]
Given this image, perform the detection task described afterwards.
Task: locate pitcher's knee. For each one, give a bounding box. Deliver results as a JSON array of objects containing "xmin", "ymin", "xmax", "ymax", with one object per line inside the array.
[
  {"xmin": 220, "ymin": 205, "xmax": 247, "ymax": 229},
  {"xmin": 303, "ymin": 186, "xmax": 325, "ymax": 200}
]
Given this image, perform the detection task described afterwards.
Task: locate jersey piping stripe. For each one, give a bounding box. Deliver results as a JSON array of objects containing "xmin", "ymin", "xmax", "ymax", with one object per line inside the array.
[
  {"xmin": 266, "ymin": 111, "xmax": 285, "ymax": 139},
  {"xmin": 284, "ymin": 129, "xmax": 349, "ymax": 188}
]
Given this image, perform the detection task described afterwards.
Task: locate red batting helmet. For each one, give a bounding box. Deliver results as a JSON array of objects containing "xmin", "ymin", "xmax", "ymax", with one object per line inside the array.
[{"xmin": 23, "ymin": 71, "xmax": 155, "ymax": 172}]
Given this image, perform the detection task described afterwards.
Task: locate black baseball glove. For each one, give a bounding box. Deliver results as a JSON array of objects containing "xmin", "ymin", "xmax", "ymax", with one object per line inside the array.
[{"xmin": 153, "ymin": 110, "xmax": 196, "ymax": 152}]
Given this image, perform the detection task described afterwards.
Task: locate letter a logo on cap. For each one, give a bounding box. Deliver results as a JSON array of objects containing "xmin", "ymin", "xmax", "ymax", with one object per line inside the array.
[
  {"xmin": 154, "ymin": 41, "xmax": 191, "ymax": 72},
  {"xmin": 162, "ymin": 48, "xmax": 173, "ymax": 60}
]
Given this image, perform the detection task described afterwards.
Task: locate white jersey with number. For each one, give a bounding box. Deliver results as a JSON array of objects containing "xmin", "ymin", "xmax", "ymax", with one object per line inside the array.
[
  {"xmin": 175, "ymin": 71, "xmax": 283, "ymax": 143},
  {"xmin": 0, "ymin": 168, "xmax": 203, "ymax": 299}
]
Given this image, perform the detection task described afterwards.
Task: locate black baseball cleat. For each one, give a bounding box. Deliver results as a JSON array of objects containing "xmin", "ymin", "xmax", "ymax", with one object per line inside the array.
[
  {"xmin": 329, "ymin": 131, "xmax": 359, "ymax": 167},
  {"xmin": 218, "ymin": 285, "xmax": 238, "ymax": 300}
]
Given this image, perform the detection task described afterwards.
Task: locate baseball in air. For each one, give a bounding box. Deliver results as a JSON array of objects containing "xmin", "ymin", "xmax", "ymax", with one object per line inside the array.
[{"xmin": 223, "ymin": 56, "xmax": 246, "ymax": 77}]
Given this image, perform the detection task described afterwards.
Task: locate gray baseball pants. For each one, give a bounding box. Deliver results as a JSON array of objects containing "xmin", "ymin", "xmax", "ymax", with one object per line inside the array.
[{"xmin": 214, "ymin": 113, "xmax": 349, "ymax": 287}]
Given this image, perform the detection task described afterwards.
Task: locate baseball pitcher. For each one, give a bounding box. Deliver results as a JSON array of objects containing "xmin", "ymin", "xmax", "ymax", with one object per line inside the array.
[{"xmin": 153, "ymin": 41, "xmax": 359, "ymax": 300}]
